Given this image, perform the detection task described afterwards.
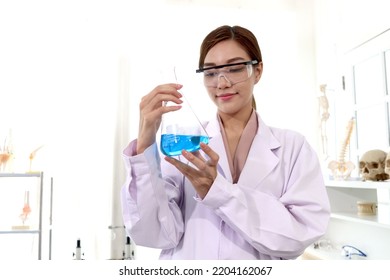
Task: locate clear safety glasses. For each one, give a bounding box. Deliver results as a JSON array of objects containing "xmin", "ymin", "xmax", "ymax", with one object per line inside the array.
[{"xmin": 196, "ymin": 60, "xmax": 258, "ymax": 88}]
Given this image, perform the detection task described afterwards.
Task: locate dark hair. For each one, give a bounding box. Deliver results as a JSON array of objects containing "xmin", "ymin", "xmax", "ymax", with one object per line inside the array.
[
  {"xmin": 198, "ymin": 25, "xmax": 262, "ymax": 109},
  {"xmin": 198, "ymin": 25, "xmax": 262, "ymax": 68}
]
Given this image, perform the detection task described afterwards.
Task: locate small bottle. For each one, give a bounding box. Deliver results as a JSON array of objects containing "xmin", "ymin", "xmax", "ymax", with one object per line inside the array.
[
  {"xmin": 124, "ymin": 236, "xmax": 132, "ymax": 260},
  {"xmin": 74, "ymin": 239, "xmax": 82, "ymax": 260}
]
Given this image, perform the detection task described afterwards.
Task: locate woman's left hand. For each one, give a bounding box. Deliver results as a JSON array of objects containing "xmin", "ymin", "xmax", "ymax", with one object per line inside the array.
[{"xmin": 164, "ymin": 142, "xmax": 219, "ymax": 199}]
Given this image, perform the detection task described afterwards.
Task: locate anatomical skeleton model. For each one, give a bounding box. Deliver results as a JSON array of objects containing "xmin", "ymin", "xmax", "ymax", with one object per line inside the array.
[
  {"xmin": 12, "ymin": 190, "xmax": 32, "ymax": 230},
  {"xmin": 0, "ymin": 135, "xmax": 12, "ymax": 172},
  {"xmin": 28, "ymin": 145, "xmax": 44, "ymax": 173},
  {"xmin": 328, "ymin": 117, "xmax": 356, "ymax": 179},
  {"xmin": 318, "ymin": 84, "xmax": 330, "ymax": 160},
  {"xmin": 20, "ymin": 190, "xmax": 31, "ymax": 225}
]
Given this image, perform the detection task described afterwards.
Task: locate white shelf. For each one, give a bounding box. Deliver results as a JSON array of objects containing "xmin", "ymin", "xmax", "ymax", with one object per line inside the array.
[
  {"xmin": 0, "ymin": 172, "xmax": 53, "ymax": 259},
  {"xmin": 325, "ymin": 179, "xmax": 390, "ymax": 228},
  {"xmin": 325, "ymin": 178, "xmax": 390, "ymax": 189},
  {"xmin": 302, "ymin": 245, "xmax": 368, "ymax": 260},
  {"xmin": 331, "ymin": 212, "xmax": 390, "ymax": 229},
  {"xmin": 0, "ymin": 172, "xmax": 42, "ymax": 178},
  {"xmin": 0, "ymin": 229, "xmax": 40, "ymax": 234},
  {"xmin": 302, "ymin": 245, "xmax": 345, "ymax": 260},
  {"xmin": 322, "ymin": 178, "xmax": 390, "ymax": 259}
]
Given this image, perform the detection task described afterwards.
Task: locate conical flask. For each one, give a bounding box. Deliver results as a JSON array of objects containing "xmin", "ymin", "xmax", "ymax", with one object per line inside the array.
[{"xmin": 160, "ymin": 67, "xmax": 209, "ymax": 157}]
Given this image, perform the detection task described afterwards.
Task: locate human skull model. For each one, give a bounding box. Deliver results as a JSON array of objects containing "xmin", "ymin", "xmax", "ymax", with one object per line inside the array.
[
  {"xmin": 385, "ymin": 151, "xmax": 390, "ymax": 177},
  {"xmin": 359, "ymin": 149, "xmax": 389, "ymax": 181}
]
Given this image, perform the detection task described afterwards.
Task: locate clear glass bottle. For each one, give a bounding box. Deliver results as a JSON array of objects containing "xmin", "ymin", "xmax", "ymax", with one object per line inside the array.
[{"xmin": 160, "ymin": 67, "xmax": 209, "ymax": 157}]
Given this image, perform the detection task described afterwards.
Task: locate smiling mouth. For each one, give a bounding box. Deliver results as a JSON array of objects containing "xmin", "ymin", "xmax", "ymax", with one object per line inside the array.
[{"xmin": 217, "ymin": 93, "xmax": 238, "ymax": 98}]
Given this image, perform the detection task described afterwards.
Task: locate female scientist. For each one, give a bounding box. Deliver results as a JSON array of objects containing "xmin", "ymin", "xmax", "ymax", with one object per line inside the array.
[{"xmin": 121, "ymin": 25, "xmax": 330, "ymax": 260}]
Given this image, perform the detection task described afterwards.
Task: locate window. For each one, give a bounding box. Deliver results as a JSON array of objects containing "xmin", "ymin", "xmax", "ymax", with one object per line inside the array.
[{"xmin": 342, "ymin": 29, "xmax": 390, "ymax": 176}]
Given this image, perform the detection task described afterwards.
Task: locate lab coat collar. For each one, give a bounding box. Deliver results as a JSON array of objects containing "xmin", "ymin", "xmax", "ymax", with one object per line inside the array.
[{"xmin": 206, "ymin": 112, "xmax": 280, "ymax": 185}]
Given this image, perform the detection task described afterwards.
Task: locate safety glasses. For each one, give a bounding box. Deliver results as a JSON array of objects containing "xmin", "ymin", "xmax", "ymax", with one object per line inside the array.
[{"xmin": 196, "ymin": 60, "xmax": 258, "ymax": 87}]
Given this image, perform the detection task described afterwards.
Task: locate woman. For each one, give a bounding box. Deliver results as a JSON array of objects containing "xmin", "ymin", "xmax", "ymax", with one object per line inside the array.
[{"xmin": 121, "ymin": 25, "xmax": 330, "ymax": 260}]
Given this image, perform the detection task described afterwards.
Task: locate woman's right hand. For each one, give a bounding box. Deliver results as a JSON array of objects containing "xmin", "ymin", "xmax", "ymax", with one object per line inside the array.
[{"xmin": 136, "ymin": 83, "xmax": 183, "ymax": 154}]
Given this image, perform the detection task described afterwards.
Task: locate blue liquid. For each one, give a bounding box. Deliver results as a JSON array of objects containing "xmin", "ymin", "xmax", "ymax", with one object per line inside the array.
[{"xmin": 160, "ymin": 134, "xmax": 209, "ymax": 156}]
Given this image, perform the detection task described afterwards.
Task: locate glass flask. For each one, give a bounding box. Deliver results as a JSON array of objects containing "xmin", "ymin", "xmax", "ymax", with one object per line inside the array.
[{"xmin": 160, "ymin": 67, "xmax": 209, "ymax": 157}]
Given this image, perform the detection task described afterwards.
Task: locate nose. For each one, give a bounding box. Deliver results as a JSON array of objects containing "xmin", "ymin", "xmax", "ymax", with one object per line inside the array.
[{"xmin": 217, "ymin": 73, "xmax": 232, "ymax": 89}]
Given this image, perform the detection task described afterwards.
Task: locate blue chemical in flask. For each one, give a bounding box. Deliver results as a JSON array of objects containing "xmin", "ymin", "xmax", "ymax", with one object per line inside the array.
[
  {"xmin": 160, "ymin": 67, "xmax": 209, "ymax": 157},
  {"xmin": 161, "ymin": 133, "xmax": 209, "ymax": 157}
]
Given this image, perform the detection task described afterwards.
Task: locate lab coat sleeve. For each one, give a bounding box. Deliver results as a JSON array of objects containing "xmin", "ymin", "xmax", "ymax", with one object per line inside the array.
[
  {"xmin": 120, "ymin": 140, "xmax": 184, "ymax": 249},
  {"xmin": 200, "ymin": 136, "xmax": 330, "ymax": 259}
]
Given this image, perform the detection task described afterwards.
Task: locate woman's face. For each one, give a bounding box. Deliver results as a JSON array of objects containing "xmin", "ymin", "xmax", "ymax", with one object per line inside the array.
[{"xmin": 202, "ymin": 40, "xmax": 262, "ymax": 116}]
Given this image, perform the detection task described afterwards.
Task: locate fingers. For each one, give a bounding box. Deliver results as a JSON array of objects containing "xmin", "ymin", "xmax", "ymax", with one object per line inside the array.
[
  {"xmin": 178, "ymin": 144, "xmax": 219, "ymax": 170},
  {"xmin": 164, "ymin": 146, "xmax": 218, "ymax": 200},
  {"xmin": 141, "ymin": 83, "xmax": 183, "ymax": 109},
  {"xmin": 137, "ymin": 83, "xmax": 183, "ymax": 154},
  {"xmin": 166, "ymin": 144, "xmax": 219, "ymax": 172},
  {"xmin": 181, "ymin": 150, "xmax": 208, "ymax": 170},
  {"xmin": 165, "ymin": 156, "xmax": 192, "ymax": 174},
  {"xmin": 140, "ymin": 84, "xmax": 183, "ymax": 120},
  {"xmin": 200, "ymin": 142, "xmax": 219, "ymax": 167}
]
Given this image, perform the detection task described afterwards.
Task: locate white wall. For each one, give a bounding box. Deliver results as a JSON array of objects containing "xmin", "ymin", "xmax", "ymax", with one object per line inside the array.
[
  {"xmin": 126, "ymin": 0, "xmax": 319, "ymax": 144},
  {"xmin": 1, "ymin": 0, "xmax": 121, "ymax": 260}
]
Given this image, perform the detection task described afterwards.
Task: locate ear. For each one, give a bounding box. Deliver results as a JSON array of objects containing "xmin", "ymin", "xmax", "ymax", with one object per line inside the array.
[{"xmin": 254, "ymin": 62, "xmax": 263, "ymax": 84}]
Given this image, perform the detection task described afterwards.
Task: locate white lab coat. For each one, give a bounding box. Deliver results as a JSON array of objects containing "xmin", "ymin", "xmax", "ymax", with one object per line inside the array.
[{"xmin": 121, "ymin": 113, "xmax": 330, "ymax": 259}]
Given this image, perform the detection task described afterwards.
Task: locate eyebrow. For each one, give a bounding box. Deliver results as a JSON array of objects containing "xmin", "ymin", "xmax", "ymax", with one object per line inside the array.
[{"xmin": 202, "ymin": 57, "xmax": 248, "ymax": 68}]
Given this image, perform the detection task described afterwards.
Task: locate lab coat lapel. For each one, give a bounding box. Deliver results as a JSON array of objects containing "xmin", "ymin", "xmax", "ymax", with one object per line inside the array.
[
  {"xmin": 204, "ymin": 114, "xmax": 280, "ymax": 186},
  {"xmin": 238, "ymin": 118, "xmax": 280, "ymax": 187},
  {"xmin": 205, "ymin": 117, "xmax": 233, "ymax": 182}
]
